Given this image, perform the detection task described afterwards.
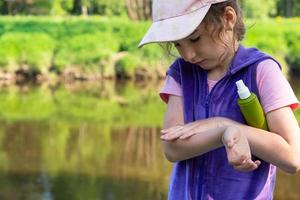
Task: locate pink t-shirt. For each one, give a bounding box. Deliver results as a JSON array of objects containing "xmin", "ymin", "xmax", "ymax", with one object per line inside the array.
[{"xmin": 160, "ymin": 59, "xmax": 299, "ymax": 113}]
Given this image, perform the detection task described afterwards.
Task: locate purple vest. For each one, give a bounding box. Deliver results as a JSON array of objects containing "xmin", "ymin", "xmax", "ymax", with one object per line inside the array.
[{"xmin": 166, "ymin": 46, "xmax": 279, "ymax": 200}]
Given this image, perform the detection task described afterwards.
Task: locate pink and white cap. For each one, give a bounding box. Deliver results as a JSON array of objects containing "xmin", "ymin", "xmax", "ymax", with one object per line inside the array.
[{"xmin": 138, "ymin": 0, "xmax": 228, "ymax": 47}]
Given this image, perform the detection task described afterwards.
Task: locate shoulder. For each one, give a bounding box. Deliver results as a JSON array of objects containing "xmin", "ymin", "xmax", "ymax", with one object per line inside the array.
[
  {"xmin": 256, "ymin": 59, "xmax": 283, "ymax": 92},
  {"xmin": 257, "ymin": 59, "xmax": 281, "ymax": 73},
  {"xmin": 159, "ymin": 75, "xmax": 182, "ymax": 103},
  {"xmin": 167, "ymin": 58, "xmax": 183, "ymax": 84},
  {"xmin": 167, "ymin": 58, "xmax": 198, "ymax": 84},
  {"xmin": 256, "ymin": 59, "xmax": 299, "ymax": 113}
]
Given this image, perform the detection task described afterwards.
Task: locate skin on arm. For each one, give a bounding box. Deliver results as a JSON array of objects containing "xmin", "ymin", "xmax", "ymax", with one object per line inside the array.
[
  {"xmin": 163, "ymin": 95, "xmax": 300, "ymax": 173},
  {"xmin": 162, "ymin": 95, "xmax": 223, "ymax": 161},
  {"xmin": 222, "ymin": 126, "xmax": 261, "ymax": 172},
  {"xmin": 163, "ymin": 95, "xmax": 260, "ymax": 172},
  {"xmin": 244, "ymin": 106, "xmax": 300, "ymax": 173}
]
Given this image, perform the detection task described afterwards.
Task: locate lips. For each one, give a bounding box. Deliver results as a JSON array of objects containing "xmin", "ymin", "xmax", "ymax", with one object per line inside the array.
[{"xmin": 195, "ymin": 59, "xmax": 206, "ymax": 65}]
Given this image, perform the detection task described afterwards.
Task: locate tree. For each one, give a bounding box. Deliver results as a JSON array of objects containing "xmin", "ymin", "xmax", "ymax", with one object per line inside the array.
[
  {"xmin": 276, "ymin": 0, "xmax": 300, "ymax": 17},
  {"xmin": 125, "ymin": 0, "xmax": 152, "ymax": 21},
  {"xmin": 95, "ymin": 0, "xmax": 126, "ymax": 16}
]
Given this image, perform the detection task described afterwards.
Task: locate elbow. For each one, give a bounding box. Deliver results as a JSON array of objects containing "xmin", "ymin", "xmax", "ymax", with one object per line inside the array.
[
  {"xmin": 290, "ymin": 161, "xmax": 300, "ymax": 174},
  {"xmin": 285, "ymin": 165, "xmax": 300, "ymax": 174},
  {"xmin": 284, "ymin": 157, "xmax": 300, "ymax": 174},
  {"xmin": 164, "ymin": 153, "xmax": 178, "ymax": 163},
  {"xmin": 163, "ymin": 143, "xmax": 182, "ymax": 163},
  {"xmin": 164, "ymin": 148, "xmax": 180, "ymax": 163}
]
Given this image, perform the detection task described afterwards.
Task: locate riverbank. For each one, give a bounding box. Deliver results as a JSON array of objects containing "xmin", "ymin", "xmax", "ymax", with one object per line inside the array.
[{"xmin": 0, "ymin": 16, "xmax": 299, "ymax": 82}]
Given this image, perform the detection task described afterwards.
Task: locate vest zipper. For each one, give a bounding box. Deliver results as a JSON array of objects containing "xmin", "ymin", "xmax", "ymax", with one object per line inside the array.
[
  {"xmin": 204, "ymin": 72, "xmax": 231, "ymax": 119},
  {"xmin": 205, "ymin": 94, "xmax": 210, "ymax": 119}
]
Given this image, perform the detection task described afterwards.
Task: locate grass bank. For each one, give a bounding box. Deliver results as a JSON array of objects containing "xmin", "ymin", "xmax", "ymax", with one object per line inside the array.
[{"xmin": 0, "ymin": 16, "xmax": 299, "ymax": 82}]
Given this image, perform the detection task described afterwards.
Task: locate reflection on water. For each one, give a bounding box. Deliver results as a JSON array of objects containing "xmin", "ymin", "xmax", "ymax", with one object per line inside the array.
[
  {"xmin": 0, "ymin": 121, "xmax": 171, "ymax": 200},
  {"xmin": 0, "ymin": 78, "xmax": 299, "ymax": 200}
]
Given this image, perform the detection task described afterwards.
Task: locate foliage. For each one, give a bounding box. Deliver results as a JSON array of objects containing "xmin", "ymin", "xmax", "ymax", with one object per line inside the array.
[
  {"xmin": 0, "ymin": 32, "xmax": 55, "ymax": 72},
  {"xmin": 0, "ymin": 0, "xmax": 299, "ymax": 18},
  {"xmin": 0, "ymin": 0, "xmax": 126, "ymax": 16},
  {"xmin": 278, "ymin": 18, "xmax": 300, "ymax": 75},
  {"xmin": 54, "ymin": 32, "xmax": 119, "ymax": 72},
  {"xmin": 93, "ymin": 0, "xmax": 126, "ymax": 16},
  {"xmin": 241, "ymin": 18, "xmax": 300, "ymax": 75},
  {"xmin": 0, "ymin": 16, "xmax": 165, "ymax": 77},
  {"xmin": 276, "ymin": 0, "xmax": 300, "ymax": 17},
  {"xmin": 0, "ymin": 17, "xmax": 299, "ymax": 79},
  {"xmin": 240, "ymin": 0, "xmax": 277, "ymax": 18},
  {"xmin": 50, "ymin": 0, "xmax": 73, "ymax": 16},
  {"xmin": 286, "ymin": 33, "xmax": 300, "ymax": 75},
  {"xmin": 115, "ymin": 54, "xmax": 141, "ymax": 79}
]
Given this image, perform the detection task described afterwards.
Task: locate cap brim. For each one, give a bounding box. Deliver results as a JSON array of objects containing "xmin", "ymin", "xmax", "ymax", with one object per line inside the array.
[{"xmin": 138, "ymin": 4, "xmax": 211, "ymax": 48}]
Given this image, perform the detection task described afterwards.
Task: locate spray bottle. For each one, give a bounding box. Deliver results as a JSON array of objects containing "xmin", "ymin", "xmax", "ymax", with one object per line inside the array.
[{"xmin": 236, "ymin": 80, "xmax": 268, "ymax": 130}]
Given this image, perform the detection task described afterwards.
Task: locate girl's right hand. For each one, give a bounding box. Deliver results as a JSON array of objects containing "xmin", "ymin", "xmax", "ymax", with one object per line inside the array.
[{"xmin": 222, "ymin": 126, "xmax": 261, "ymax": 172}]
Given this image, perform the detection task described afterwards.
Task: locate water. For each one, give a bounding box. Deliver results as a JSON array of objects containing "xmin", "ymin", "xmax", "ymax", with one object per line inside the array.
[{"xmin": 0, "ymin": 78, "xmax": 299, "ymax": 200}]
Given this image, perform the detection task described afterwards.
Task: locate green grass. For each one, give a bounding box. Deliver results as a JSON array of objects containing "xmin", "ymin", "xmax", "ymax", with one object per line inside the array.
[{"xmin": 0, "ymin": 16, "xmax": 299, "ymax": 77}]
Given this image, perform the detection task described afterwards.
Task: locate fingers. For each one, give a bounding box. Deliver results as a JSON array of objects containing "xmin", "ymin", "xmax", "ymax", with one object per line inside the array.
[
  {"xmin": 160, "ymin": 126, "xmax": 183, "ymax": 140},
  {"xmin": 229, "ymin": 154, "xmax": 248, "ymax": 166},
  {"xmin": 233, "ymin": 159, "xmax": 261, "ymax": 172},
  {"xmin": 160, "ymin": 124, "xmax": 197, "ymax": 140},
  {"xmin": 254, "ymin": 160, "xmax": 261, "ymax": 166},
  {"xmin": 179, "ymin": 130, "xmax": 196, "ymax": 139},
  {"xmin": 161, "ymin": 125, "xmax": 189, "ymax": 140},
  {"xmin": 161, "ymin": 125, "xmax": 182, "ymax": 135}
]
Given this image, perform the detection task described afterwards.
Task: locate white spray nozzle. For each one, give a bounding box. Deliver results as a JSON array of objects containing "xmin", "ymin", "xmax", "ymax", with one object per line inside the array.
[{"xmin": 236, "ymin": 80, "xmax": 251, "ymax": 99}]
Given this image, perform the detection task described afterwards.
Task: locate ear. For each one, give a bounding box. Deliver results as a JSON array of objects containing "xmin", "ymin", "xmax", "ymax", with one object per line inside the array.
[{"xmin": 223, "ymin": 6, "xmax": 237, "ymax": 31}]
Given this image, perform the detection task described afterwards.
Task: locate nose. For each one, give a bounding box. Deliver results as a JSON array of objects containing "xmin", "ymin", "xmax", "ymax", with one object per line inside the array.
[{"xmin": 180, "ymin": 45, "xmax": 197, "ymax": 63}]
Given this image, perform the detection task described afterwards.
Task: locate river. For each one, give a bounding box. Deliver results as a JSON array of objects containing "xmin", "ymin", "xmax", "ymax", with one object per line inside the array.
[{"xmin": 0, "ymin": 77, "xmax": 299, "ymax": 200}]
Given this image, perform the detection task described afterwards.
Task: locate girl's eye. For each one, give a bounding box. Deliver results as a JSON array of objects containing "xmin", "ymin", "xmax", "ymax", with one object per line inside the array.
[{"xmin": 190, "ymin": 36, "xmax": 200, "ymax": 42}]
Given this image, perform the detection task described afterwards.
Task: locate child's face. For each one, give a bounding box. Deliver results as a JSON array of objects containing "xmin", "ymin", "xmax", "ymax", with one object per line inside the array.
[{"xmin": 173, "ymin": 22, "xmax": 236, "ymax": 71}]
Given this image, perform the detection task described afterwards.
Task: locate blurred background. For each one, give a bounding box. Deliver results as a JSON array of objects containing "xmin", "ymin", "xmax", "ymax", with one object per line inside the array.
[{"xmin": 0, "ymin": 0, "xmax": 299, "ymax": 199}]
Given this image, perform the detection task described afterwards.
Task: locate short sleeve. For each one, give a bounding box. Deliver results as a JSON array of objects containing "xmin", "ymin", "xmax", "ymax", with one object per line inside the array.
[
  {"xmin": 159, "ymin": 75, "xmax": 182, "ymax": 103},
  {"xmin": 256, "ymin": 59, "xmax": 299, "ymax": 114},
  {"xmin": 167, "ymin": 58, "xmax": 182, "ymax": 85}
]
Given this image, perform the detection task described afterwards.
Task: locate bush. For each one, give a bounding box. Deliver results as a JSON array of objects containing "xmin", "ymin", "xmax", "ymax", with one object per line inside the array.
[
  {"xmin": 243, "ymin": 20, "xmax": 287, "ymax": 55},
  {"xmin": 0, "ymin": 16, "xmax": 299, "ymax": 79},
  {"xmin": 54, "ymin": 32, "xmax": 119, "ymax": 73},
  {"xmin": 115, "ymin": 54, "xmax": 142, "ymax": 79},
  {"xmin": 286, "ymin": 40, "xmax": 300, "ymax": 75},
  {"xmin": 112, "ymin": 21, "xmax": 149, "ymax": 52},
  {"xmin": 283, "ymin": 19, "xmax": 300, "ymax": 75},
  {"xmin": 0, "ymin": 32, "xmax": 55, "ymax": 72}
]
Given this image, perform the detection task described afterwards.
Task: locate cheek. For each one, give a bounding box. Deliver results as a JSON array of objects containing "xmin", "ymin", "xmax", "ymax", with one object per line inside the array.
[
  {"xmin": 196, "ymin": 44, "xmax": 217, "ymax": 58},
  {"xmin": 176, "ymin": 48, "xmax": 185, "ymax": 58}
]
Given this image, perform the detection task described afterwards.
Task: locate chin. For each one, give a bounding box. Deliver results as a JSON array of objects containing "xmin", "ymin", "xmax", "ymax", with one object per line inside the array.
[{"xmin": 198, "ymin": 64, "xmax": 214, "ymax": 70}]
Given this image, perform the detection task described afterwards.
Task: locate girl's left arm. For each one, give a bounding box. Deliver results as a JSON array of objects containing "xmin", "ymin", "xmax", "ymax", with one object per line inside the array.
[{"xmin": 240, "ymin": 106, "xmax": 300, "ymax": 173}]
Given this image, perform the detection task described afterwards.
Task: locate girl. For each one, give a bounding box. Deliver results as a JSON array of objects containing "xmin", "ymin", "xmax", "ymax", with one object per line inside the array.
[{"xmin": 139, "ymin": 0, "xmax": 300, "ymax": 199}]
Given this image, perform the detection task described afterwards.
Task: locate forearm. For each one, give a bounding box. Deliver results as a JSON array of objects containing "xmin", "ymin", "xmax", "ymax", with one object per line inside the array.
[
  {"xmin": 163, "ymin": 129, "xmax": 224, "ymax": 162},
  {"xmin": 163, "ymin": 117, "xmax": 300, "ymax": 173},
  {"xmin": 163, "ymin": 117, "xmax": 225, "ymax": 162},
  {"xmin": 238, "ymin": 124, "xmax": 300, "ymax": 173}
]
